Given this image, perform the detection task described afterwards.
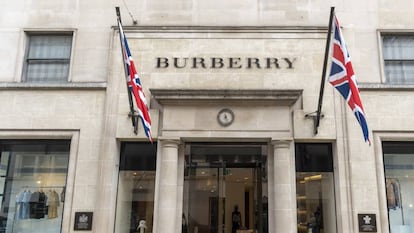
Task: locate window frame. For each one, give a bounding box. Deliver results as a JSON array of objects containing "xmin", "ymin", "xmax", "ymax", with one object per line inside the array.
[
  {"xmin": 379, "ymin": 31, "xmax": 414, "ymax": 84},
  {"xmin": 295, "ymin": 143, "xmax": 338, "ymax": 233},
  {"xmin": 0, "ymin": 130, "xmax": 79, "ymax": 233},
  {"xmin": 22, "ymin": 31, "xmax": 74, "ymax": 83},
  {"xmin": 382, "ymin": 141, "xmax": 414, "ymax": 233},
  {"xmin": 115, "ymin": 142, "xmax": 157, "ymax": 233},
  {"xmin": 373, "ymin": 132, "xmax": 414, "ymax": 233},
  {"xmin": 0, "ymin": 139, "xmax": 71, "ymax": 233}
]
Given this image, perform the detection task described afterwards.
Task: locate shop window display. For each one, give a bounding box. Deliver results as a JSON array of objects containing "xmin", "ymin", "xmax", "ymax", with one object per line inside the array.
[
  {"xmin": 182, "ymin": 143, "xmax": 268, "ymax": 233},
  {"xmin": 295, "ymin": 143, "xmax": 337, "ymax": 233},
  {"xmin": 383, "ymin": 142, "xmax": 414, "ymax": 233},
  {"xmin": 0, "ymin": 140, "xmax": 70, "ymax": 233},
  {"xmin": 115, "ymin": 142, "xmax": 157, "ymax": 233}
]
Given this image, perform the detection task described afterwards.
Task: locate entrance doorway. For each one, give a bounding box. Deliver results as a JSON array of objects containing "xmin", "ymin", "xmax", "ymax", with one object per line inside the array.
[{"xmin": 183, "ymin": 143, "xmax": 268, "ymax": 233}]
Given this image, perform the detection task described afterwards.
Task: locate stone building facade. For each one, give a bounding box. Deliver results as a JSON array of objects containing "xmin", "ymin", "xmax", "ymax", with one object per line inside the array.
[{"xmin": 0, "ymin": 1, "xmax": 414, "ymax": 233}]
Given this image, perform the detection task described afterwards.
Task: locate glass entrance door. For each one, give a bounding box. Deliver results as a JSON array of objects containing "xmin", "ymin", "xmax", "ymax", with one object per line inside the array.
[{"xmin": 183, "ymin": 143, "xmax": 268, "ymax": 233}]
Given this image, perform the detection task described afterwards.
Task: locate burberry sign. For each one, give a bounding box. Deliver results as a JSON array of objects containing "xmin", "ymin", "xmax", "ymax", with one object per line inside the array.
[{"xmin": 156, "ymin": 57, "xmax": 297, "ymax": 69}]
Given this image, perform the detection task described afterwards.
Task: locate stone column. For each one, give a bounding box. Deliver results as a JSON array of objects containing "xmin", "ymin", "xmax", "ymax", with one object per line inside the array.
[
  {"xmin": 155, "ymin": 139, "xmax": 180, "ymax": 233},
  {"xmin": 271, "ymin": 140, "xmax": 296, "ymax": 233}
]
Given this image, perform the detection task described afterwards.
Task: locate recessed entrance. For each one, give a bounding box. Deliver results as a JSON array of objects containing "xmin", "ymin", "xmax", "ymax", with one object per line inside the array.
[{"xmin": 183, "ymin": 143, "xmax": 268, "ymax": 233}]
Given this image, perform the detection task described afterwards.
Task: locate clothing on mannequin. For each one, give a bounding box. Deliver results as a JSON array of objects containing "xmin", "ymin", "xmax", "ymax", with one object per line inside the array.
[
  {"xmin": 232, "ymin": 205, "xmax": 242, "ymax": 233},
  {"xmin": 16, "ymin": 190, "xmax": 31, "ymax": 220},
  {"xmin": 182, "ymin": 214, "xmax": 188, "ymax": 233},
  {"xmin": 46, "ymin": 190, "xmax": 60, "ymax": 219}
]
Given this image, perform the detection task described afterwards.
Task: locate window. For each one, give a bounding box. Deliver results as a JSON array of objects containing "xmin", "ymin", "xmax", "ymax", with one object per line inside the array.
[
  {"xmin": 24, "ymin": 33, "xmax": 73, "ymax": 82},
  {"xmin": 295, "ymin": 143, "xmax": 337, "ymax": 233},
  {"xmin": 115, "ymin": 142, "xmax": 157, "ymax": 233},
  {"xmin": 383, "ymin": 141, "xmax": 414, "ymax": 233},
  {"xmin": 382, "ymin": 35, "xmax": 414, "ymax": 84},
  {"xmin": 0, "ymin": 140, "xmax": 70, "ymax": 233}
]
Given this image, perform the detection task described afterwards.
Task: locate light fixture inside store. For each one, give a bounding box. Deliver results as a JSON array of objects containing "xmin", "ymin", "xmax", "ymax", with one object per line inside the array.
[{"xmin": 304, "ymin": 174, "xmax": 322, "ymax": 181}]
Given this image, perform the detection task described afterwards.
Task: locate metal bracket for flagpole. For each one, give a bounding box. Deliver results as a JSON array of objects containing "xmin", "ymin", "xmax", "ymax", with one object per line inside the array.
[
  {"xmin": 305, "ymin": 111, "xmax": 325, "ymax": 135},
  {"xmin": 128, "ymin": 110, "xmax": 140, "ymax": 135}
]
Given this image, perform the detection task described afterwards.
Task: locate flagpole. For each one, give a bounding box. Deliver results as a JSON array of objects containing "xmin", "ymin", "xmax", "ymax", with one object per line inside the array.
[
  {"xmin": 116, "ymin": 7, "xmax": 139, "ymax": 134},
  {"xmin": 313, "ymin": 6, "xmax": 335, "ymax": 135}
]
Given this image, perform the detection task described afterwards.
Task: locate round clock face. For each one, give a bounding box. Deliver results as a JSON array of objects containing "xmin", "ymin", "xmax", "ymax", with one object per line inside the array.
[{"xmin": 217, "ymin": 108, "xmax": 234, "ymax": 127}]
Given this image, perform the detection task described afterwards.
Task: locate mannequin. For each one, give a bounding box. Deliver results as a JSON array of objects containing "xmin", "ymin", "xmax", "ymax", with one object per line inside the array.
[
  {"xmin": 232, "ymin": 205, "xmax": 242, "ymax": 233},
  {"xmin": 137, "ymin": 220, "xmax": 147, "ymax": 233},
  {"xmin": 182, "ymin": 214, "xmax": 188, "ymax": 233}
]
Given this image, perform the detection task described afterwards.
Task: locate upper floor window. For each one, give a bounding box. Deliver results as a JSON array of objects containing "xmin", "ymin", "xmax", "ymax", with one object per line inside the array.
[
  {"xmin": 23, "ymin": 33, "xmax": 73, "ymax": 82},
  {"xmin": 382, "ymin": 35, "xmax": 414, "ymax": 84}
]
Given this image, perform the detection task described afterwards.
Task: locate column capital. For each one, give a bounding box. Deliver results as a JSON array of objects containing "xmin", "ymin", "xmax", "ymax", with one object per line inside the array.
[
  {"xmin": 159, "ymin": 137, "xmax": 181, "ymax": 148},
  {"xmin": 271, "ymin": 140, "xmax": 291, "ymax": 149}
]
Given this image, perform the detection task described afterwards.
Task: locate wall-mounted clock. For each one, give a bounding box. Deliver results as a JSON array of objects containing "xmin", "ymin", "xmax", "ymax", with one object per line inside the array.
[{"xmin": 217, "ymin": 108, "xmax": 234, "ymax": 127}]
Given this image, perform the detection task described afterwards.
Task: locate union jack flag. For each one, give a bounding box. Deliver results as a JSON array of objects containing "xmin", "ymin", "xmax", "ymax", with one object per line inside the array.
[
  {"xmin": 118, "ymin": 20, "xmax": 152, "ymax": 142},
  {"xmin": 328, "ymin": 16, "xmax": 370, "ymax": 143}
]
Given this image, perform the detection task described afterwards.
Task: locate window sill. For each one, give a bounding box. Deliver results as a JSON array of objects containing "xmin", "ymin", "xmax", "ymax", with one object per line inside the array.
[
  {"xmin": 358, "ymin": 83, "xmax": 414, "ymax": 91},
  {"xmin": 0, "ymin": 82, "xmax": 107, "ymax": 90}
]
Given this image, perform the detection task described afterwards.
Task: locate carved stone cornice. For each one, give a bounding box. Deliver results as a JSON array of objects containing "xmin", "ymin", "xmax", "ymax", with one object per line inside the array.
[{"xmin": 150, "ymin": 89, "xmax": 302, "ymax": 106}]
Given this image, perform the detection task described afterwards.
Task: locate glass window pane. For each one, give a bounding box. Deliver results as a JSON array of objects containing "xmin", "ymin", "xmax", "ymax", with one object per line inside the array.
[
  {"xmin": 116, "ymin": 171, "xmax": 156, "ymax": 233},
  {"xmin": 383, "ymin": 36, "xmax": 414, "ymax": 60},
  {"xmin": 295, "ymin": 143, "xmax": 333, "ymax": 172},
  {"xmin": 382, "ymin": 35, "xmax": 414, "ymax": 84},
  {"xmin": 119, "ymin": 142, "xmax": 157, "ymax": 171},
  {"xmin": 115, "ymin": 142, "xmax": 157, "ymax": 233},
  {"xmin": 383, "ymin": 142, "xmax": 414, "ymax": 233},
  {"xmin": 385, "ymin": 61, "xmax": 414, "ymax": 84},
  {"xmin": 0, "ymin": 140, "xmax": 70, "ymax": 233},
  {"xmin": 26, "ymin": 62, "xmax": 69, "ymax": 82},
  {"xmin": 0, "ymin": 152, "xmax": 10, "ymax": 177},
  {"xmin": 24, "ymin": 34, "xmax": 72, "ymax": 83},
  {"xmin": 385, "ymin": 61, "xmax": 405, "ymax": 84},
  {"xmin": 0, "ymin": 178, "xmax": 5, "ymax": 195},
  {"xmin": 28, "ymin": 36, "xmax": 72, "ymax": 59},
  {"xmin": 295, "ymin": 143, "xmax": 336, "ymax": 233},
  {"xmin": 183, "ymin": 143, "xmax": 268, "ymax": 233}
]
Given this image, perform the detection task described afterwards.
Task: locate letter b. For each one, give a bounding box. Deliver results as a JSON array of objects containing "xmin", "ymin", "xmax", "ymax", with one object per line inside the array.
[
  {"xmin": 211, "ymin": 58, "xmax": 224, "ymax": 68},
  {"xmin": 156, "ymin": 57, "xmax": 169, "ymax": 68}
]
